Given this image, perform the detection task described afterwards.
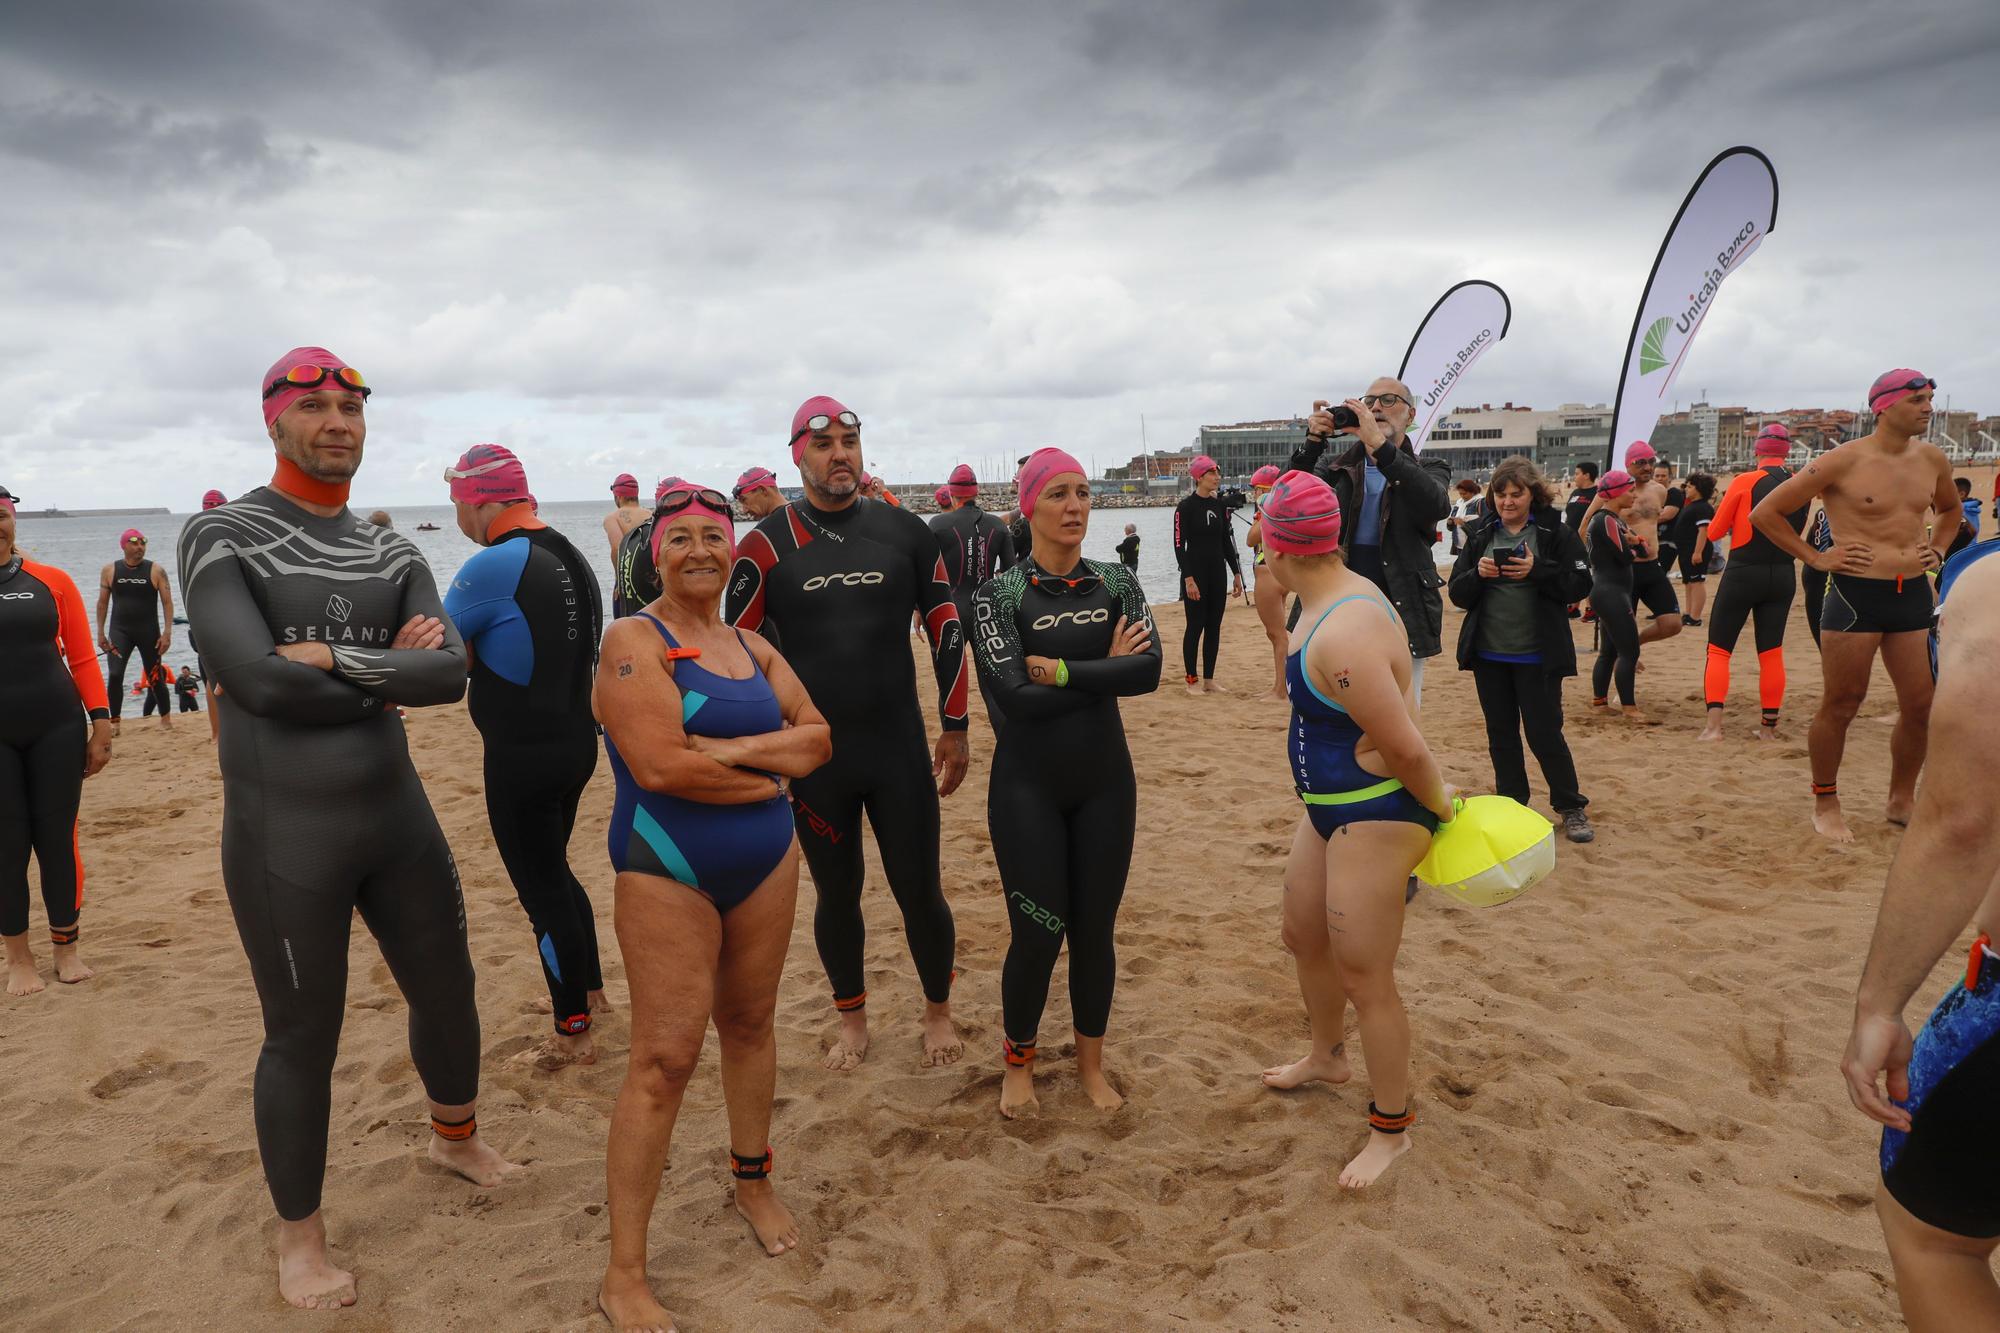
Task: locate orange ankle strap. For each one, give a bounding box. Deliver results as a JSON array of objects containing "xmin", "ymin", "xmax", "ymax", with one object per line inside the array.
[
  {"xmin": 1367, "ymin": 1102, "xmax": 1415, "ymax": 1134},
  {"xmin": 1003, "ymin": 1038, "xmax": 1037, "ymax": 1067},
  {"xmin": 431, "ymin": 1113, "xmax": 475, "ymax": 1142}
]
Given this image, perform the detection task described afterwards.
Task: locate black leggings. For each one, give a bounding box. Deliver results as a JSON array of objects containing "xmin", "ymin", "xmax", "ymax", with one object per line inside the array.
[
  {"xmin": 989, "ymin": 729, "xmax": 1136, "ymax": 1044},
  {"xmin": 223, "ymin": 785, "xmax": 480, "ymax": 1221},
  {"xmin": 1590, "ymin": 585, "xmax": 1639, "ymax": 706},
  {"xmin": 0, "ymin": 717, "xmax": 86, "ymax": 940},
  {"xmin": 484, "ymin": 732, "xmax": 604, "ymax": 1033},
  {"xmin": 1181, "ymin": 564, "xmax": 1228, "ymax": 681},
  {"xmin": 1708, "ymin": 563, "xmax": 1795, "ymax": 656},
  {"xmin": 105, "ymin": 624, "xmax": 167, "ymax": 720},
  {"xmin": 1470, "ymin": 661, "xmax": 1585, "ymax": 813},
  {"xmin": 791, "ymin": 715, "xmax": 956, "ymax": 1008}
]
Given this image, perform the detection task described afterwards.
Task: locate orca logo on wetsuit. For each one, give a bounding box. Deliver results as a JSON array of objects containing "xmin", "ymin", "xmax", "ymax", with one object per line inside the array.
[
  {"xmin": 1031, "ymin": 607, "xmax": 1110, "ymax": 631},
  {"xmin": 803, "ymin": 571, "xmax": 886, "ymax": 591},
  {"xmin": 0, "ymin": 591, "xmax": 32, "ymax": 600}
]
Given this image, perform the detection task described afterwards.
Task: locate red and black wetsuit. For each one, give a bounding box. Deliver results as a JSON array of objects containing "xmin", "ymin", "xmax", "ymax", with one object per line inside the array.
[
  {"xmin": 930, "ymin": 501, "xmax": 1015, "ymax": 730},
  {"xmin": 0, "ymin": 556, "xmax": 110, "ymax": 944},
  {"xmin": 727, "ymin": 495, "xmax": 967, "ymax": 1010}
]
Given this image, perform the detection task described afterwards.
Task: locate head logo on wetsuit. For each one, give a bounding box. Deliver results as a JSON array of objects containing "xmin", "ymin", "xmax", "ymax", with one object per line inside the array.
[{"xmin": 803, "ymin": 571, "xmax": 885, "ymax": 591}]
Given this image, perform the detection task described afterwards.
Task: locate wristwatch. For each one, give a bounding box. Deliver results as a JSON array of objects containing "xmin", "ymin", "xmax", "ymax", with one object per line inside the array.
[{"xmin": 773, "ymin": 774, "xmax": 790, "ymax": 800}]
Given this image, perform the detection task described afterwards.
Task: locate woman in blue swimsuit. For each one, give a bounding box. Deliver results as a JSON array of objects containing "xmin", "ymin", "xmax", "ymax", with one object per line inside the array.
[
  {"xmin": 593, "ymin": 483, "xmax": 832, "ymax": 1333},
  {"xmin": 1254, "ymin": 470, "xmax": 1455, "ymax": 1193}
]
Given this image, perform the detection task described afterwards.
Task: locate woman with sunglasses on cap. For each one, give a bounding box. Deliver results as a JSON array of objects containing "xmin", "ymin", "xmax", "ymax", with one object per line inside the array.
[
  {"xmin": 1586, "ymin": 470, "xmax": 1651, "ymax": 722},
  {"xmin": 1257, "ymin": 469, "xmax": 1454, "ymax": 1191},
  {"xmin": 1174, "ymin": 455, "xmax": 1243, "ymax": 696},
  {"xmin": 594, "ymin": 482, "xmax": 832, "ymax": 1331},
  {"xmin": 972, "ymin": 448, "xmax": 1161, "ymax": 1118},
  {"xmin": 1, "ymin": 485, "xmax": 114, "ymax": 996},
  {"xmin": 1244, "ymin": 464, "xmax": 1291, "ymax": 702}
]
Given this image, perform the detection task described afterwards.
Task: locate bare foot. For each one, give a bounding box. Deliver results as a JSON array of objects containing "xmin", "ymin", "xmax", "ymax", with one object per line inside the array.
[
  {"xmin": 51, "ymin": 943, "xmax": 93, "ymax": 984},
  {"xmin": 276, "ymin": 1213, "xmax": 357, "ymax": 1311},
  {"xmin": 6, "ymin": 959, "xmax": 44, "ymax": 997},
  {"xmin": 428, "ymin": 1132, "xmax": 523, "ymax": 1188},
  {"xmin": 1696, "ymin": 714, "xmax": 1725, "ymax": 742},
  {"xmin": 1886, "ymin": 794, "xmax": 1915, "ymax": 827},
  {"xmin": 1184, "ymin": 680, "xmax": 1202, "ymax": 698},
  {"xmin": 1261, "ymin": 1042, "xmax": 1352, "ymax": 1090},
  {"xmin": 999, "ymin": 1064, "xmax": 1039, "ymax": 1120},
  {"xmin": 598, "ymin": 1266, "xmax": 675, "ymax": 1333},
  {"xmin": 1079, "ymin": 1064, "xmax": 1124, "ymax": 1112},
  {"xmin": 921, "ymin": 1003, "xmax": 964, "ymax": 1067},
  {"xmin": 1338, "ymin": 1130, "xmax": 1412, "ymax": 1190},
  {"xmin": 1620, "ymin": 707, "xmax": 1661, "ymax": 726},
  {"xmin": 1813, "ymin": 797, "xmax": 1855, "ymax": 844},
  {"xmin": 1202, "ymin": 679, "xmax": 1229, "ymax": 694},
  {"xmin": 733, "ymin": 1179, "xmax": 800, "ymax": 1255},
  {"xmin": 1755, "ymin": 724, "xmax": 1783, "ymax": 743},
  {"xmin": 823, "ymin": 1009, "xmax": 869, "ymax": 1072},
  {"xmin": 514, "ymin": 1030, "xmax": 595, "ymax": 1070}
]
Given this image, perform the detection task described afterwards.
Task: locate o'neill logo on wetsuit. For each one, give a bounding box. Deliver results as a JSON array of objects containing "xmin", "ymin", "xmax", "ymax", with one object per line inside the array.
[
  {"xmin": 803, "ymin": 571, "xmax": 884, "ymax": 591},
  {"xmin": 326, "ymin": 593, "xmax": 353, "ymax": 623},
  {"xmin": 1032, "ymin": 607, "xmax": 1109, "ymax": 631}
]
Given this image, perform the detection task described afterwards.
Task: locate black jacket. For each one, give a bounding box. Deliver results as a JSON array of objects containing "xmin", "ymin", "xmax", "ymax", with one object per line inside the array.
[
  {"xmin": 1447, "ymin": 505, "xmax": 1594, "ymax": 678},
  {"xmin": 1288, "ymin": 433, "xmax": 1453, "ymax": 657}
]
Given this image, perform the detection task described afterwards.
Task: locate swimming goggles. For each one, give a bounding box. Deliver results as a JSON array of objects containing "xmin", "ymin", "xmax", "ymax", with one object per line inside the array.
[
  {"xmin": 1028, "ymin": 568, "xmax": 1101, "ymax": 597},
  {"xmin": 1359, "ymin": 393, "xmax": 1408, "ymax": 409},
  {"xmin": 1869, "ymin": 375, "xmax": 1936, "ymax": 409},
  {"xmin": 789, "ymin": 410, "xmax": 860, "ymax": 444},
  {"xmin": 655, "ymin": 488, "xmax": 732, "ymax": 518},
  {"xmin": 263, "ymin": 364, "xmax": 370, "ymax": 400}
]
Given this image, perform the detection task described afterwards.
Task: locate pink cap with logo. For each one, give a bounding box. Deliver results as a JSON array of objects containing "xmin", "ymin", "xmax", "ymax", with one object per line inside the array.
[
  {"xmin": 1190, "ymin": 454, "xmax": 1219, "ymax": 480},
  {"xmin": 1868, "ymin": 368, "xmax": 1934, "ymax": 413},
  {"xmin": 934, "ymin": 486, "xmax": 952, "ymax": 507},
  {"xmin": 1017, "ymin": 448, "xmax": 1086, "ymax": 516},
  {"xmin": 790, "ymin": 394, "xmax": 855, "ymax": 464},
  {"xmin": 446, "ymin": 444, "xmax": 533, "ymax": 506},
  {"xmin": 1598, "ymin": 470, "xmax": 1636, "ymax": 498},
  {"xmin": 1259, "ymin": 470, "xmax": 1343, "ymax": 556},
  {"xmin": 1623, "ymin": 441, "xmax": 1656, "ymax": 466},
  {"xmin": 1753, "ymin": 423, "xmax": 1792, "ymax": 457}
]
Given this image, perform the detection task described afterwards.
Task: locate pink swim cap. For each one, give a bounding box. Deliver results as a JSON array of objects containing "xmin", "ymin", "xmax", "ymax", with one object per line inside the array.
[
  {"xmin": 0, "ymin": 486, "xmax": 17, "ymax": 516},
  {"xmin": 1016, "ymin": 448, "xmax": 1086, "ymax": 517},
  {"xmin": 1259, "ymin": 470, "xmax": 1343, "ymax": 556},
  {"xmin": 1250, "ymin": 464, "xmax": 1281, "ymax": 489},
  {"xmin": 446, "ymin": 444, "xmax": 533, "ymax": 506},
  {"xmin": 1623, "ymin": 441, "xmax": 1656, "ymax": 465},
  {"xmin": 733, "ymin": 466, "xmax": 777, "ymax": 498},
  {"xmin": 201, "ymin": 489, "xmax": 228, "ymax": 510},
  {"xmin": 1597, "ymin": 470, "xmax": 1635, "ymax": 499},
  {"xmin": 120, "ymin": 528, "xmax": 145, "ymax": 546},
  {"xmin": 934, "ymin": 486, "xmax": 952, "ymax": 507},
  {"xmin": 1753, "ymin": 423, "xmax": 1792, "ymax": 456},
  {"xmin": 948, "ymin": 463, "xmax": 979, "ymax": 499},
  {"xmin": 610, "ymin": 473, "xmax": 639, "ymax": 498},
  {"xmin": 790, "ymin": 394, "xmax": 856, "ymax": 464},
  {"xmin": 649, "ymin": 481, "xmax": 736, "ymax": 566},
  {"xmin": 261, "ymin": 346, "xmax": 361, "ymax": 427},
  {"xmin": 1868, "ymin": 368, "xmax": 1934, "ymax": 413},
  {"xmin": 1189, "ymin": 454, "xmax": 1219, "ymax": 480},
  {"xmin": 654, "ymin": 475, "xmax": 686, "ymax": 504}
]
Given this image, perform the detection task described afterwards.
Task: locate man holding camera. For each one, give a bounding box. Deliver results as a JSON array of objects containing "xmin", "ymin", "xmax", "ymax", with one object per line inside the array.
[{"xmin": 1287, "ymin": 377, "xmax": 1453, "ymax": 698}]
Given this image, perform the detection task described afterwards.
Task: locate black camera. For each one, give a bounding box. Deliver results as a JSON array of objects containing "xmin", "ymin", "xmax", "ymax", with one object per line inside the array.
[
  {"xmin": 1219, "ymin": 486, "xmax": 1249, "ymax": 511},
  {"xmin": 1325, "ymin": 404, "xmax": 1360, "ymax": 430}
]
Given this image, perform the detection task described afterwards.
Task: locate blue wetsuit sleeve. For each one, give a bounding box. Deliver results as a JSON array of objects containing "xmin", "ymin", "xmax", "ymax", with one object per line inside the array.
[
  {"xmin": 971, "ymin": 576, "xmax": 1091, "ymax": 721},
  {"xmin": 444, "ymin": 540, "xmax": 534, "ymax": 687},
  {"xmin": 1060, "ymin": 566, "xmax": 1163, "ymax": 698},
  {"xmin": 326, "ymin": 549, "xmax": 469, "ymax": 706},
  {"xmin": 178, "ymin": 518, "xmax": 379, "ymax": 725}
]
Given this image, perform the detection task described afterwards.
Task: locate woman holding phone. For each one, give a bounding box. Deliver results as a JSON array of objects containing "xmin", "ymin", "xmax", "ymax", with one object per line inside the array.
[{"xmin": 1447, "ymin": 457, "xmax": 1596, "ymax": 843}]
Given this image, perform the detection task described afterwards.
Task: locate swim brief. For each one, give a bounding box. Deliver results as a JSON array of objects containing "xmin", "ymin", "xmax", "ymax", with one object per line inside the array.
[
  {"xmin": 1630, "ymin": 558, "xmax": 1680, "ymax": 618},
  {"xmin": 1822, "ymin": 573, "xmax": 1934, "ymax": 636},
  {"xmin": 1881, "ymin": 936, "xmax": 2000, "ymax": 1238}
]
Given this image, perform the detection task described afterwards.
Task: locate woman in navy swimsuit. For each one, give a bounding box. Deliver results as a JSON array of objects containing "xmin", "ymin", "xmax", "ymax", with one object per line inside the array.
[
  {"xmin": 593, "ymin": 483, "xmax": 832, "ymax": 1333},
  {"xmin": 1254, "ymin": 470, "xmax": 1455, "ymax": 1194}
]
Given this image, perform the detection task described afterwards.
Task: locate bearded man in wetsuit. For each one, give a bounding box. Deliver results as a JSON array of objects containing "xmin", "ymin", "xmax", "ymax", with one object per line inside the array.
[
  {"xmin": 1752, "ymin": 370, "xmax": 1958, "ymax": 843},
  {"xmin": 96, "ymin": 530, "xmax": 175, "ymax": 731},
  {"xmin": 179, "ymin": 348, "xmax": 517, "ymax": 1311},
  {"xmin": 602, "ymin": 474, "xmax": 645, "ymax": 617},
  {"xmin": 727, "ymin": 395, "xmax": 970, "ymax": 1071},
  {"xmin": 930, "ymin": 462, "xmax": 1015, "ymax": 729}
]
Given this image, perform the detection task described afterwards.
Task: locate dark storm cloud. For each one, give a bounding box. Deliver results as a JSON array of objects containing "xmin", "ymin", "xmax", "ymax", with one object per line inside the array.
[{"xmin": 1, "ymin": 0, "xmax": 1996, "ymax": 506}]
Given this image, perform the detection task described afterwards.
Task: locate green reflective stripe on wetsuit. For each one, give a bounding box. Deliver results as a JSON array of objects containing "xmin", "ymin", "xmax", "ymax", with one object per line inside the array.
[{"xmin": 180, "ymin": 487, "xmax": 479, "ymax": 1222}]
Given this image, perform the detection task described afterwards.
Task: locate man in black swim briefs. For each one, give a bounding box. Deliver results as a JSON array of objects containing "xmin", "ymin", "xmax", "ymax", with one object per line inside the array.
[
  {"xmin": 728, "ymin": 394, "xmax": 971, "ymax": 1071},
  {"xmin": 1841, "ymin": 548, "xmax": 2000, "ymax": 1333},
  {"xmin": 179, "ymin": 347, "xmax": 517, "ymax": 1311},
  {"xmin": 1752, "ymin": 370, "xmax": 1959, "ymax": 843},
  {"xmin": 96, "ymin": 529, "xmax": 175, "ymax": 731}
]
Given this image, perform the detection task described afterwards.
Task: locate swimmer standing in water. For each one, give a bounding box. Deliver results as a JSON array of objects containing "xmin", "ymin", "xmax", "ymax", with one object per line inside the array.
[{"xmin": 1257, "ymin": 470, "xmax": 1455, "ymax": 1190}]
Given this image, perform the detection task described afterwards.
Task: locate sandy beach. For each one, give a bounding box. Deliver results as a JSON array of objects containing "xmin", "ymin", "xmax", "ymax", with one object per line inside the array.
[{"xmin": 0, "ymin": 591, "xmax": 1945, "ymax": 1331}]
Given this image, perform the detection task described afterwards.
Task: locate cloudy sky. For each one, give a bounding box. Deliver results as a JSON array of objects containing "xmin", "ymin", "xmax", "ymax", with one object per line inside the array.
[{"xmin": 4, "ymin": 0, "xmax": 1996, "ymax": 508}]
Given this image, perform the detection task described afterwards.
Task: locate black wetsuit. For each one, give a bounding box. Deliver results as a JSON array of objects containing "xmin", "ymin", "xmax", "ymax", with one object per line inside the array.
[
  {"xmin": 180, "ymin": 487, "xmax": 478, "ymax": 1222},
  {"xmin": 1588, "ymin": 510, "xmax": 1638, "ymax": 706},
  {"xmin": 727, "ymin": 496, "xmax": 968, "ymax": 1011},
  {"xmin": 176, "ymin": 671, "xmax": 201, "ymax": 711},
  {"xmin": 104, "ymin": 557, "xmax": 169, "ymax": 719},
  {"xmin": 972, "ymin": 559, "xmax": 1160, "ymax": 1051},
  {"xmin": 445, "ymin": 514, "xmax": 605, "ymax": 1035},
  {"xmin": 1008, "ymin": 512, "xmax": 1032, "ymax": 568},
  {"xmin": 931, "ymin": 502, "xmax": 1014, "ymax": 730},
  {"xmin": 1116, "ymin": 533, "xmax": 1140, "ymax": 569},
  {"xmin": 0, "ymin": 557, "xmax": 106, "ymax": 944},
  {"xmin": 615, "ymin": 516, "xmax": 662, "ymax": 616},
  {"xmin": 1174, "ymin": 492, "xmax": 1241, "ymax": 682}
]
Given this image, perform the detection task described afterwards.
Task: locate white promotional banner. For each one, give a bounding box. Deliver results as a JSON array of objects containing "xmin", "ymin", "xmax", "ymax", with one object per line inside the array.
[
  {"xmin": 1606, "ymin": 146, "xmax": 1779, "ymax": 468},
  {"xmin": 1399, "ymin": 280, "xmax": 1512, "ymax": 454}
]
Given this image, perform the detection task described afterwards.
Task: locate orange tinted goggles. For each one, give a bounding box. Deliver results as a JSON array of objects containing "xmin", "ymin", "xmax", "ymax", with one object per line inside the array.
[{"xmin": 262, "ymin": 364, "xmax": 370, "ymax": 400}]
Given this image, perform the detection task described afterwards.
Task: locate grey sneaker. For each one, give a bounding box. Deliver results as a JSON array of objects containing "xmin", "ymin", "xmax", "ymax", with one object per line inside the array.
[{"xmin": 1561, "ymin": 808, "xmax": 1595, "ymax": 844}]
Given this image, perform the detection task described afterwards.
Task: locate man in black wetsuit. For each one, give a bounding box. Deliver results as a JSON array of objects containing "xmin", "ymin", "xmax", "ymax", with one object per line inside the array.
[
  {"xmin": 930, "ymin": 462, "xmax": 1014, "ymax": 730},
  {"xmin": 443, "ymin": 444, "xmax": 606, "ymax": 1067},
  {"xmin": 1117, "ymin": 524, "xmax": 1140, "ymax": 570},
  {"xmin": 728, "ymin": 394, "xmax": 969, "ymax": 1071},
  {"xmin": 96, "ymin": 529, "xmax": 174, "ymax": 731},
  {"xmin": 179, "ymin": 347, "xmax": 516, "ymax": 1311}
]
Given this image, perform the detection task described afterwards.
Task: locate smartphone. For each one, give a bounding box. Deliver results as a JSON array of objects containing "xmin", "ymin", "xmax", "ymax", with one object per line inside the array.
[{"xmin": 1504, "ymin": 542, "xmax": 1529, "ymax": 564}]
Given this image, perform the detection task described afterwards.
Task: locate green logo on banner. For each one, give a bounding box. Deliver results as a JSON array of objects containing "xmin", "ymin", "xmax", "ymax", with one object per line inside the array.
[{"xmin": 1639, "ymin": 316, "xmax": 1673, "ymax": 375}]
